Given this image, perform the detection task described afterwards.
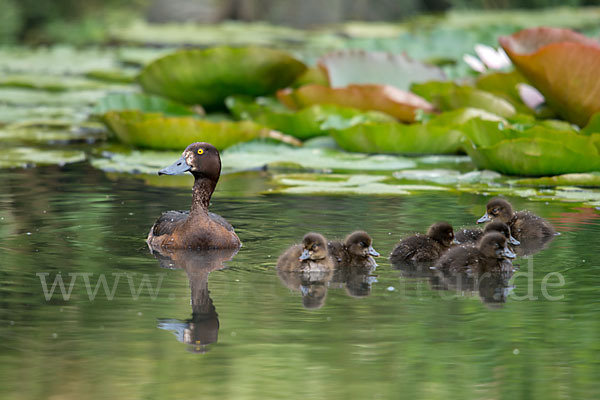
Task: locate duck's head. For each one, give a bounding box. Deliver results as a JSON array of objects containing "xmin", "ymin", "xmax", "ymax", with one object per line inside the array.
[
  {"xmin": 427, "ymin": 222, "xmax": 457, "ymax": 247},
  {"xmin": 483, "ymin": 221, "xmax": 520, "ymax": 246},
  {"xmin": 477, "ymin": 198, "xmax": 513, "ymax": 224},
  {"xmin": 299, "ymin": 233, "xmax": 328, "ymax": 261},
  {"xmin": 344, "ymin": 231, "xmax": 379, "ymax": 258},
  {"xmin": 159, "ymin": 142, "xmax": 221, "ymax": 182},
  {"xmin": 478, "ymin": 232, "xmax": 516, "ymax": 260}
]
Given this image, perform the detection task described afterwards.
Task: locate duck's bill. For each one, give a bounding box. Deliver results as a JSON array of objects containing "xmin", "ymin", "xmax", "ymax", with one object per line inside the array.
[
  {"xmin": 368, "ymin": 246, "xmax": 380, "ymax": 257},
  {"xmin": 477, "ymin": 213, "xmax": 491, "ymax": 224},
  {"xmin": 451, "ymin": 238, "xmax": 460, "ymax": 245},
  {"xmin": 508, "ymin": 235, "xmax": 520, "ymax": 246},
  {"xmin": 299, "ymin": 249, "xmax": 311, "ymax": 261},
  {"xmin": 158, "ymin": 156, "xmax": 191, "ymax": 175},
  {"xmin": 499, "ymin": 246, "xmax": 516, "ymax": 259}
]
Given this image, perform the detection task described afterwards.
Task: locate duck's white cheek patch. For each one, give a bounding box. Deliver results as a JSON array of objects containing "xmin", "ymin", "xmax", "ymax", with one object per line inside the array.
[{"xmin": 185, "ymin": 153, "xmax": 195, "ymax": 167}]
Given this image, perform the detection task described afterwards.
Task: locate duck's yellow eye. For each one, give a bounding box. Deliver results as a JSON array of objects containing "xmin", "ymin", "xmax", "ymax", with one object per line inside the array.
[{"xmin": 197, "ymin": 149, "xmax": 204, "ymax": 155}]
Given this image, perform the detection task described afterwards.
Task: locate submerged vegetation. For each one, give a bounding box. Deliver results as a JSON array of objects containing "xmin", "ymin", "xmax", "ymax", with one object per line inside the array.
[{"xmin": 2, "ymin": 7, "xmax": 600, "ymax": 205}]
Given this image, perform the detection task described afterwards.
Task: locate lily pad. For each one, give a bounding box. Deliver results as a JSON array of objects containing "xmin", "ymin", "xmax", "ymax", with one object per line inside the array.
[
  {"xmin": 85, "ymin": 69, "xmax": 137, "ymax": 84},
  {"xmin": 0, "ymin": 74, "xmax": 108, "ymax": 92},
  {"xmin": 0, "ymin": 121, "xmax": 106, "ymax": 145},
  {"xmin": 91, "ymin": 140, "xmax": 416, "ymax": 176},
  {"xmin": 512, "ymin": 172, "xmax": 600, "ymax": 187},
  {"xmin": 499, "ymin": 27, "xmax": 600, "ymax": 126},
  {"xmin": 330, "ymin": 108, "xmax": 504, "ymax": 155},
  {"xmin": 101, "ymin": 110, "xmax": 301, "ymax": 150},
  {"xmin": 94, "ymin": 93, "xmax": 196, "ymax": 116},
  {"xmin": 0, "ymin": 147, "xmax": 86, "ymax": 169},
  {"xmin": 277, "ymin": 84, "xmax": 434, "ymax": 123},
  {"xmin": 137, "ymin": 47, "xmax": 307, "ymax": 107},
  {"xmin": 226, "ymin": 95, "xmax": 394, "ymax": 140},
  {"xmin": 411, "ymin": 81, "xmax": 516, "ymax": 118},
  {"xmin": 462, "ymin": 118, "xmax": 600, "ymax": 176},
  {"xmin": 317, "ymin": 49, "xmax": 446, "ymax": 90},
  {"xmin": 393, "ymin": 168, "xmax": 502, "ymax": 185},
  {"xmin": 270, "ymin": 174, "xmax": 448, "ymax": 195}
]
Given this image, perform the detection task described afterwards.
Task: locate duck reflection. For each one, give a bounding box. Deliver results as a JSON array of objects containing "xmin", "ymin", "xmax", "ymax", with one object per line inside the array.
[{"xmin": 151, "ymin": 246, "xmax": 238, "ymax": 353}]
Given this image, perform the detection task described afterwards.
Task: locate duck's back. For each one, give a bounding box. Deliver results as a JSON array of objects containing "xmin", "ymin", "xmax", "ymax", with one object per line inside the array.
[
  {"xmin": 455, "ymin": 228, "xmax": 484, "ymax": 244},
  {"xmin": 435, "ymin": 245, "xmax": 481, "ymax": 273},
  {"xmin": 391, "ymin": 234, "xmax": 444, "ymax": 264},
  {"xmin": 147, "ymin": 210, "xmax": 240, "ymax": 249},
  {"xmin": 512, "ymin": 211, "xmax": 555, "ymax": 239},
  {"xmin": 277, "ymin": 244, "xmax": 303, "ymax": 272}
]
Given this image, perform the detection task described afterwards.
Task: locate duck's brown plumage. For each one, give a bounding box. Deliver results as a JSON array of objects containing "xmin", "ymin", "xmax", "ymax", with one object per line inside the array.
[
  {"xmin": 455, "ymin": 221, "xmax": 519, "ymax": 246},
  {"xmin": 477, "ymin": 198, "xmax": 555, "ymax": 240},
  {"xmin": 147, "ymin": 142, "xmax": 241, "ymax": 250},
  {"xmin": 435, "ymin": 232, "xmax": 515, "ymax": 274},
  {"xmin": 390, "ymin": 222, "xmax": 456, "ymax": 264},
  {"xmin": 328, "ymin": 231, "xmax": 379, "ymax": 269},
  {"xmin": 277, "ymin": 232, "xmax": 334, "ymax": 273}
]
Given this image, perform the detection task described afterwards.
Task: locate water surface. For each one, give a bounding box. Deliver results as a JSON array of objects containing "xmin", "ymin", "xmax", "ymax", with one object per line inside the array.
[{"xmin": 1, "ymin": 165, "xmax": 599, "ymax": 400}]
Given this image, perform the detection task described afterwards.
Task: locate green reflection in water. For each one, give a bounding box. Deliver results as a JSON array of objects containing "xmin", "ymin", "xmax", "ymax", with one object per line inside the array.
[{"xmin": 0, "ymin": 165, "xmax": 599, "ymax": 400}]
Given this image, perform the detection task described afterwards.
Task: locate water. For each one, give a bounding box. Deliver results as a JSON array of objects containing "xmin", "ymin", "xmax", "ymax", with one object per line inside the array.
[{"xmin": 1, "ymin": 164, "xmax": 599, "ymax": 400}]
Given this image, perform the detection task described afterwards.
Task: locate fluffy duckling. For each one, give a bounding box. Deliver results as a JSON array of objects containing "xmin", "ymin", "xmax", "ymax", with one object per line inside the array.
[
  {"xmin": 477, "ymin": 198, "xmax": 556, "ymax": 240},
  {"xmin": 147, "ymin": 142, "xmax": 241, "ymax": 250},
  {"xmin": 435, "ymin": 232, "xmax": 516, "ymax": 274},
  {"xmin": 455, "ymin": 221, "xmax": 520, "ymax": 246},
  {"xmin": 390, "ymin": 222, "xmax": 457, "ymax": 264},
  {"xmin": 277, "ymin": 232, "xmax": 334, "ymax": 272},
  {"xmin": 328, "ymin": 231, "xmax": 380, "ymax": 268}
]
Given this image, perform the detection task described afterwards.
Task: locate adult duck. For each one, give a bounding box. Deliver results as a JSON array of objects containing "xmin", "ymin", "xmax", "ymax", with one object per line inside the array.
[{"xmin": 147, "ymin": 142, "xmax": 241, "ymax": 250}]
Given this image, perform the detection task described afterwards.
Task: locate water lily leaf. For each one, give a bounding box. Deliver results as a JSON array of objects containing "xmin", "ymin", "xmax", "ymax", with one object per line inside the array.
[
  {"xmin": 462, "ymin": 118, "xmax": 600, "ymax": 176},
  {"xmin": 0, "ymin": 74, "xmax": 108, "ymax": 92},
  {"xmin": 0, "ymin": 88, "xmax": 122, "ymax": 107},
  {"xmin": 0, "ymin": 147, "xmax": 86, "ymax": 169},
  {"xmin": 226, "ymin": 95, "xmax": 394, "ymax": 140},
  {"xmin": 0, "ymin": 121, "xmax": 106, "ymax": 145},
  {"xmin": 512, "ymin": 172, "xmax": 600, "ymax": 187},
  {"xmin": 330, "ymin": 108, "xmax": 503, "ymax": 155},
  {"xmin": 292, "ymin": 67, "xmax": 329, "ymax": 88},
  {"xmin": 499, "ymin": 27, "xmax": 600, "ymax": 126},
  {"xmin": 393, "ymin": 168, "xmax": 502, "ymax": 185},
  {"xmin": 85, "ymin": 69, "xmax": 137, "ymax": 84},
  {"xmin": 101, "ymin": 110, "xmax": 301, "ymax": 150},
  {"xmin": 581, "ymin": 112, "xmax": 600, "ymax": 136},
  {"xmin": 137, "ymin": 47, "xmax": 307, "ymax": 107},
  {"xmin": 277, "ymin": 84, "xmax": 434, "ymax": 123},
  {"xmin": 0, "ymin": 105, "xmax": 86, "ymax": 124},
  {"xmin": 94, "ymin": 93, "xmax": 196, "ymax": 116},
  {"xmin": 270, "ymin": 173, "xmax": 448, "ymax": 195},
  {"xmin": 411, "ymin": 81, "xmax": 516, "ymax": 118},
  {"xmin": 91, "ymin": 140, "xmax": 416, "ymax": 176},
  {"xmin": 317, "ymin": 49, "xmax": 446, "ymax": 90}
]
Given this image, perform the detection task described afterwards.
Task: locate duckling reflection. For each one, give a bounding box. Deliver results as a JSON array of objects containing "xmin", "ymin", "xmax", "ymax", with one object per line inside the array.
[
  {"xmin": 151, "ymin": 246, "xmax": 238, "ymax": 353},
  {"xmin": 277, "ymin": 268, "xmax": 333, "ymax": 309}
]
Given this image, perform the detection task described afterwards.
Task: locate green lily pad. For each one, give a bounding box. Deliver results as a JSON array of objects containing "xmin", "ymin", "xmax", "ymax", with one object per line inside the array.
[
  {"xmin": 317, "ymin": 49, "xmax": 446, "ymax": 90},
  {"xmin": 226, "ymin": 95, "xmax": 394, "ymax": 140},
  {"xmin": 512, "ymin": 172, "xmax": 600, "ymax": 187},
  {"xmin": 0, "ymin": 147, "xmax": 86, "ymax": 169},
  {"xmin": 462, "ymin": 118, "xmax": 600, "ymax": 176},
  {"xmin": 330, "ymin": 108, "xmax": 504, "ymax": 155},
  {"xmin": 94, "ymin": 93, "xmax": 196, "ymax": 116},
  {"xmin": 90, "ymin": 140, "xmax": 416, "ymax": 176},
  {"xmin": 0, "ymin": 74, "xmax": 109, "ymax": 92},
  {"xmin": 0, "ymin": 88, "xmax": 123, "ymax": 107},
  {"xmin": 411, "ymin": 81, "xmax": 516, "ymax": 118},
  {"xmin": 137, "ymin": 47, "xmax": 307, "ymax": 107},
  {"xmin": 277, "ymin": 84, "xmax": 434, "ymax": 123},
  {"xmin": 0, "ymin": 121, "xmax": 106, "ymax": 145},
  {"xmin": 101, "ymin": 110, "xmax": 301, "ymax": 150},
  {"xmin": 0, "ymin": 105, "xmax": 87, "ymax": 124},
  {"xmin": 393, "ymin": 168, "xmax": 502, "ymax": 185},
  {"xmin": 85, "ymin": 69, "xmax": 137, "ymax": 84},
  {"xmin": 270, "ymin": 173, "xmax": 448, "ymax": 195}
]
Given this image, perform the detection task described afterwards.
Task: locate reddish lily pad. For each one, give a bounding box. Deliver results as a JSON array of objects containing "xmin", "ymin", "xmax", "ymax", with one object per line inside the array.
[
  {"xmin": 499, "ymin": 27, "xmax": 600, "ymax": 126},
  {"xmin": 277, "ymin": 84, "xmax": 434, "ymax": 123}
]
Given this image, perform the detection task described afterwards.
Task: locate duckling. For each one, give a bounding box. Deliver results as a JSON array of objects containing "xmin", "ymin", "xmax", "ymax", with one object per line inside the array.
[
  {"xmin": 147, "ymin": 142, "xmax": 241, "ymax": 250},
  {"xmin": 477, "ymin": 198, "xmax": 556, "ymax": 240},
  {"xmin": 277, "ymin": 232, "xmax": 334, "ymax": 273},
  {"xmin": 455, "ymin": 221, "xmax": 520, "ymax": 246},
  {"xmin": 328, "ymin": 231, "xmax": 380, "ymax": 268},
  {"xmin": 435, "ymin": 232, "xmax": 516, "ymax": 274},
  {"xmin": 390, "ymin": 222, "xmax": 457, "ymax": 264}
]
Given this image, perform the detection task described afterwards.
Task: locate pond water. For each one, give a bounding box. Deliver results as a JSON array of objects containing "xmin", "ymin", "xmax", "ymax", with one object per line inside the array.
[{"xmin": 1, "ymin": 164, "xmax": 599, "ymax": 400}]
